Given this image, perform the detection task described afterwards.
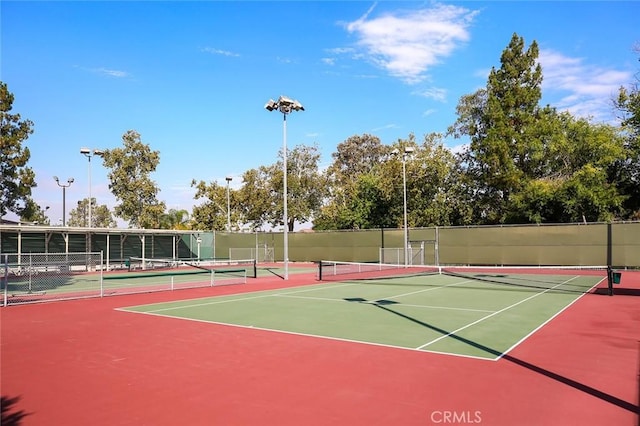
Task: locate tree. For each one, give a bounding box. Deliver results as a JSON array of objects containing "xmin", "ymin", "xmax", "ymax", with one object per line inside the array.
[
  {"xmin": 447, "ymin": 33, "xmax": 628, "ymax": 224},
  {"xmin": 449, "ymin": 33, "xmax": 545, "ymax": 223},
  {"xmin": 315, "ymin": 134, "xmax": 392, "ymax": 230},
  {"xmin": 19, "ymin": 198, "xmax": 50, "ymax": 225},
  {"xmin": 0, "ymin": 81, "xmax": 36, "ymax": 217},
  {"xmin": 326, "ymin": 134, "xmax": 387, "ymax": 188},
  {"xmin": 613, "ymin": 45, "xmax": 640, "ymax": 219},
  {"xmin": 235, "ymin": 144, "xmax": 325, "ymax": 231},
  {"xmin": 272, "ymin": 143, "xmax": 326, "ymax": 231},
  {"xmin": 191, "ymin": 179, "xmax": 234, "ymax": 231},
  {"xmin": 67, "ymin": 198, "xmax": 117, "ymax": 228},
  {"xmin": 101, "ymin": 130, "xmax": 166, "ymax": 228},
  {"xmin": 159, "ymin": 209, "xmax": 191, "ymax": 230}
]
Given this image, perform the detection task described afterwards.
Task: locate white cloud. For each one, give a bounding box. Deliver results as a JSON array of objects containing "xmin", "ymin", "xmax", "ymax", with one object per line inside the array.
[
  {"xmin": 202, "ymin": 47, "xmax": 240, "ymax": 57},
  {"xmin": 412, "ymin": 87, "xmax": 447, "ymax": 102},
  {"xmin": 343, "ymin": 3, "xmax": 478, "ymax": 84},
  {"xmin": 539, "ymin": 49, "xmax": 631, "ymax": 121},
  {"xmin": 81, "ymin": 67, "xmax": 129, "ymax": 78}
]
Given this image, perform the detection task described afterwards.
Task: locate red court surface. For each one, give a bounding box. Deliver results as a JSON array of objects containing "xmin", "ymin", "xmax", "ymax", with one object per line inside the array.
[{"xmin": 1, "ymin": 266, "xmax": 639, "ymax": 425}]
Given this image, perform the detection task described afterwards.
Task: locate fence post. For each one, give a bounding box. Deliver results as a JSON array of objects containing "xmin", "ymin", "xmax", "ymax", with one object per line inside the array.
[{"xmin": 3, "ymin": 254, "xmax": 8, "ymax": 307}]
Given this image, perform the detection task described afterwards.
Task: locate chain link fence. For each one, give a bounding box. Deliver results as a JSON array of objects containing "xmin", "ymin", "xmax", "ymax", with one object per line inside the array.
[{"xmin": 2, "ymin": 252, "xmax": 103, "ymax": 305}]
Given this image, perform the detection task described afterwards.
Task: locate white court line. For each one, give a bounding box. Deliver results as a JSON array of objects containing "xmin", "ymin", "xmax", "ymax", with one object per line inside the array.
[
  {"xmin": 494, "ymin": 275, "xmax": 606, "ymax": 360},
  {"xmin": 416, "ymin": 275, "xmax": 582, "ymax": 351},
  {"xmin": 122, "ymin": 308, "xmax": 498, "ymax": 362},
  {"xmin": 275, "ymin": 294, "xmax": 496, "ymax": 314},
  {"xmin": 138, "ymin": 282, "xmax": 357, "ymax": 313},
  {"xmin": 376, "ymin": 278, "xmax": 476, "ymax": 300}
]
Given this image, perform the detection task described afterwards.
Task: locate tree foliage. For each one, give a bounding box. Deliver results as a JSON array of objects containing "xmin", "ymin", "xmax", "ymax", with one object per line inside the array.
[
  {"xmin": 19, "ymin": 198, "xmax": 50, "ymax": 225},
  {"xmin": 613, "ymin": 46, "xmax": 640, "ymax": 219},
  {"xmin": 0, "ymin": 81, "xmax": 35, "ymax": 218},
  {"xmin": 315, "ymin": 133, "xmax": 468, "ymax": 230},
  {"xmin": 191, "ymin": 179, "xmax": 233, "ymax": 231},
  {"xmin": 101, "ymin": 130, "xmax": 166, "ymax": 228},
  {"xmin": 67, "ymin": 198, "xmax": 117, "ymax": 228},
  {"xmin": 159, "ymin": 208, "xmax": 191, "ymax": 230},
  {"xmin": 449, "ymin": 33, "xmax": 628, "ymax": 224}
]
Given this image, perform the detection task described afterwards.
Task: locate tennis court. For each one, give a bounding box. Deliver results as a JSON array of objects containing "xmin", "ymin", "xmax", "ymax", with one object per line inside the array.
[
  {"xmin": 120, "ymin": 263, "xmax": 606, "ymax": 360},
  {"xmin": 2, "ymin": 263, "xmax": 639, "ymax": 425}
]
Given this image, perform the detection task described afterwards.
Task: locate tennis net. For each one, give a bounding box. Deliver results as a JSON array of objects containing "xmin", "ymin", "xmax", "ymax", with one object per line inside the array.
[
  {"xmin": 128, "ymin": 257, "xmax": 257, "ymax": 278},
  {"xmin": 318, "ymin": 261, "xmax": 608, "ymax": 294}
]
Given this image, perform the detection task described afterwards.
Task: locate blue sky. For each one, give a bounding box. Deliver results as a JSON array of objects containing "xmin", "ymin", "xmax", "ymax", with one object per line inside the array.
[{"xmin": 3, "ymin": 1, "xmax": 638, "ymax": 227}]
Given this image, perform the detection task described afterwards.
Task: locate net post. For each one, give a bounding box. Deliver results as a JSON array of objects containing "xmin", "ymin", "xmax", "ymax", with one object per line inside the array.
[
  {"xmin": 253, "ymin": 258, "xmax": 257, "ymax": 279},
  {"xmin": 100, "ymin": 251, "xmax": 104, "ymax": 297},
  {"xmin": 607, "ymin": 223, "xmax": 613, "ymax": 296},
  {"xmin": 606, "ymin": 266, "xmax": 613, "ymax": 296},
  {"xmin": 3, "ymin": 254, "xmax": 8, "ymax": 307},
  {"xmin": 318, "ymin": 261, "xmax": 323, "ymax": 281}
]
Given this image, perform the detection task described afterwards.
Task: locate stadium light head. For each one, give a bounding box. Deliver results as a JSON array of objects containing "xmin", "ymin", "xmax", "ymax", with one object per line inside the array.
[
  {"xmin": 54, "ymin": 176, "xmax": 59, "ymax": 182},
  {"xmin": 94, "ymin": 149, "xmax": 104, "ymax": 156},
  {"xmin": 80, "ymin": 148, "xmax": 90, "ymax": 155},
  {"xmin": 68, "ymin": 178, "xmax": 75, "ymax": 184},
  {"xmin": 404, "ymin": 146, "xmax": 415, "ymax": 154},
  {"xmin": 265, "ymin": 96, "xmax": 304, "ymax": 114},
  {"xmin": 264, "ymin": 99, "xmax": 278, "ymax": 111},
  {"xmin": 225, "ymin": 176, "xmax": 232, "ymax": 182}
]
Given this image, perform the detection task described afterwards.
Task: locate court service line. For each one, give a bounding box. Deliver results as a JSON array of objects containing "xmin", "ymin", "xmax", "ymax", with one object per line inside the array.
[
  {"xmin": 416, "ymin": 275, "xmax": 581, "ymax": 350},
  {"xmin": 379, "ymin": 279, "xmax": 477, "ymax": 300},
  {"xmin": 275, "ymin": 293, "xmax": 496, "ymax": 313},
  {"xmin": 141, "ymin": 282, "xmax": 357, "ymax": 313}
]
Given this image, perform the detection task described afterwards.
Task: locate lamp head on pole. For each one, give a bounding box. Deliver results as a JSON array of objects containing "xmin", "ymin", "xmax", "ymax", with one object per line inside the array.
[{"xmin": 265, "ymin": 96, "xmax": 304, "ymax": 114}]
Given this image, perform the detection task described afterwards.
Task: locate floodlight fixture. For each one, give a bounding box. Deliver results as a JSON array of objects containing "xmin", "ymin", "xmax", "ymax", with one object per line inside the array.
[
  {"xmin": 54, "ymin": 176, "xmax": 74, "ymax": 226},
  {"xmin": 80, "ymin": 147, "xmax": 105, "ymax": 227},
  {"xmin": 265, "ymin": 94, "xmax": 305, "ymax": 280}
]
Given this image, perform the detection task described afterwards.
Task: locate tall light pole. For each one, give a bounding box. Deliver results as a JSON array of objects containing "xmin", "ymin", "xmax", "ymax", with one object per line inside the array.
[
  {"xmin": 225, "ymin": 176, "xmax": 232, "ymax": 232},
  {"xmin": 392, "ymin": 146, "xmax": 414, "ymax": 266},
  {"xmin": 53, "ymin": 176, "xmax": 74, "ymax": 226},
  {"xmin": 265, "ymin": 95, "xmax": 304, "ymax": 280},
  {"xmin": 80, "ymin": 148, "xmax": 104, "ymax": 228}
]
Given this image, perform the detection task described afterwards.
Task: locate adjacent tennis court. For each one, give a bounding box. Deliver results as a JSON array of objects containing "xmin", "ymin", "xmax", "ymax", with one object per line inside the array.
[{"xmin": 120, "ymin": 263, "xmax": 606, "ymax": 360}]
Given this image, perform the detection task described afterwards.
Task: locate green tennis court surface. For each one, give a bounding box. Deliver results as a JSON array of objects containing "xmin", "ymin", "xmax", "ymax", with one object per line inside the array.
[{"xmin": 120, "ymin": 271, "xmax": 605, "ymax": 360}]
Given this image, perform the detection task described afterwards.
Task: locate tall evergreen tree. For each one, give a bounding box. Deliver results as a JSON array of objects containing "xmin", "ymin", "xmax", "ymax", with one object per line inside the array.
[{"xmin": 0, "ymin": 81, "xmax": 36, "ymax": 217}]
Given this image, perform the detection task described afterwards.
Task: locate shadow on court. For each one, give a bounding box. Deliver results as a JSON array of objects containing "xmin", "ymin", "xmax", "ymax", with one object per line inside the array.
[
  {"xmin": 346, "ymin": 298, "xmax": 640, "ymax": 417},
  {"xmin": 1, "ymin": 395, "xmax": 31, "ymax": 426}
]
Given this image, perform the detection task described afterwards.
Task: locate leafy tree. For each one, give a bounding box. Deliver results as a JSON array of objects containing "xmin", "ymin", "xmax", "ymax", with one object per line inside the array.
[
  {"xmin": 326, "ymin": 134, "xmax": 387, "ymax": 188},
  {"xmin": 19, "ymin": 198, "xmax": 50, "ymax": 225},
  {"xmin": 67, "ymin": 198, "xmax": 117, "ymax": 228},
  {"xmin": 406, "ymin": 133, "xmax": 472, "ymax": 227},
  {"xmin": 101, "ymin": 130, "xmax": 166, "ymax": 228},
  {"xmin": 159, "ymin": 208, "xmax": 191, "ymax": 230},
  {"xmin": 315, "ymin": 133, "xmax": 469, "ymax": 230},
  {"xmin": 191, "ymin": 179, "xmax": 234, "ymax": 231},
  {"xmin": 315, "ymin": 134, "xmax": 393, "ymax": 230},
  {"xmin": 613, "ymin": 46, "xmax": 640, "ymax": 219},
  {"xmin": 236, "ymin": 167, "xmax": 273, "ymax": 231},
  {"xmin": 0, "ymin": 81, "xmax": 36, "ymax": 217},
  {"xmin": 273, "ymin": 143, "xmax": 326, "ymax": 231},
  {"xmin": 234, "ymin": 144, "xmax": 325, "ymax": 231},
  {"xmin": 448, "ymin": 33, "xmax": 628, "ymax": 224}
]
